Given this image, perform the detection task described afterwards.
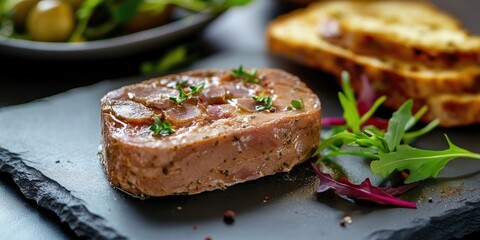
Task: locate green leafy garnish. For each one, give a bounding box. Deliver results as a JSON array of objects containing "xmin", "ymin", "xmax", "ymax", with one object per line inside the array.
[
  {"xmin": 287, "ymin": 99, "xmax": 304, "ymax": 110},
  {"xmin": 232, "ymin": 65, "xmax": 261, "ymax": 84},
  {"xmin": 3, "ymin": 0, "xmax": 254, "ymax": 42},
  {"xmin": 169, "ymin": 81, "xmax": 205, "ymax": 104},
  {"xmin": 69, "ymin": 0, "xmax": 104, "ymax": 42},
  {"xmin": 174, "ymin": 0, "xmax": 254, "ymax": 13},
  {"xmin": 150, "ymin": 116, "xmax": 174, "ymax": 136},
  {"xmin": 110, "ymin": 0, "xmax": 143, "ymax": 24},
  {"xmin": 0, "ymin": 0, "xmax": 14, "ymax": 38},
  {"xmin": 141, "ymin": 45, "xmax": 190, "ymax": 75},
  {"xmin": 372, "ymin": 136, "xmax": 480, "ymax": 183},
  {"xmin": 252, "ymin": 94, "xmax": 275, "ymax": 112},
  {"xmin": 315, "ymin": 71, "xmax": 480, "ymax": 184},
  {"xmin": 383, "ymin": 99, "xmax": 413, "ymax": 152}
]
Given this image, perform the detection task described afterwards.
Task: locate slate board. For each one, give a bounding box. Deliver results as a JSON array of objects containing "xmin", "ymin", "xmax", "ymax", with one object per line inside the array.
[{"xmin": 1, "ymin": 52, "xmax": 480, "ymax": 240}]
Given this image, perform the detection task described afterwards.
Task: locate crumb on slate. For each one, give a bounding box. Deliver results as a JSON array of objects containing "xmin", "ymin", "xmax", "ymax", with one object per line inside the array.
[
  {"xmin": 340, "ymin": 216, "xmax": 352, "ymax": 227},
  {"xmin": 223, "ymin": 210, "xmax": 236, "ymax": 225}
]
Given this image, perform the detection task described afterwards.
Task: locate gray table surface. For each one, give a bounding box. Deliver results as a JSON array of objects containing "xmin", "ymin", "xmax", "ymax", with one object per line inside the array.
[{"xmin": 1, "ymin": 0, "xmax": 479, "ymax": 239}]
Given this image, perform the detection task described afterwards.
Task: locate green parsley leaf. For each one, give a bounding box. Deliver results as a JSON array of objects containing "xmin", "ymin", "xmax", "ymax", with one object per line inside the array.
[
  {"xmin": 189, "ymin": 82, "xmax": 205, "ymax": 94},
  {"xmin": 169, "ymin": 81, "xmax": 205, "ymax": 105},
  {"xmin": 371, "ymin": 135, "xmax": 480, "ymax": 183},
  {"xmin": 150, "ymin": 116, "xmax": 175, "ymax": 136},
  {"xmin": 290, "ymin": 99, "xmax": 304, "ymax": 110},
  {"xmin": 252, "ymin": 94, "xmax": 275, "ymax": 112},
  {"xmin": 232, "ymin": 65, "xmax": 261, "ymax": 84}
]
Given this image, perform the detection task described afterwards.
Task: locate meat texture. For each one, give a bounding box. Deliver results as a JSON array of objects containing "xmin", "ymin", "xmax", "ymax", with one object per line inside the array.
[{"xmin": 100, "ymin": 68, "xmax": 321, "ymax": 197}]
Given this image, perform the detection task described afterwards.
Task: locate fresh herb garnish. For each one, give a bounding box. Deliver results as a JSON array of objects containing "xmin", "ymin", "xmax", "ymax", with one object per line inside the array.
[
  {"xmin": 372, "ymin": 136, "xmax": 480, "ymax": 184},
  {"xmin": 169, "ymin": 81, "xmax": 205, "ymax": 105},
  {"xmin": 141, "ymin": 45, "xmax": 193, "ymax": 75},
  {"xmin": 287, "ymin": 99, "xmax": 304, "ymax": 110},
  {"xmin": 69, "ymin": 0, "xmax": 104, "ymax": 42},
  {"xmin": 252, "ymin": 94, "xmax": 275, "ymax": 112},
  {"xmin": 172, "ymin": 0, "xmax": 253, "ymax": 13},
  {"xmin": 232, "ymin": 65, "xmax": 261, "ymax": 84},
  {"xmin": 313, "ymin": 71, "xmax": 480, "ymax": 207},
  {"xmin": 150, "ymin": 116, "xmax": 174, "ymax": 136}
]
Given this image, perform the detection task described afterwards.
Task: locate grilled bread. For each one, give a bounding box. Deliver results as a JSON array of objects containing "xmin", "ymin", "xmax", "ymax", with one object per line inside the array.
[
  {"xmin": 318, "ymin": 1, "xmax": 480, "ymax": 69},
  {"xmin": 266, "ymin": 0, "xmax": 480, "ymax": 127}
]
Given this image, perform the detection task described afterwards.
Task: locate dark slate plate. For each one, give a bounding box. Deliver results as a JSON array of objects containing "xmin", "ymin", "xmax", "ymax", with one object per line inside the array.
[{"xmin": 1, "ymin": 52, "xmax": 480, "ymax": 240}]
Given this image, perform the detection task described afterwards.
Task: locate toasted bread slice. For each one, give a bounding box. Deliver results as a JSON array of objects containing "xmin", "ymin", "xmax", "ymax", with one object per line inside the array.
[
  {"xmin": 318, "ymin": 1, "xmax": 480, "ymax": 69},
  {"xmin": 267, "ymin": 1, "xmax": 480, "ymax": 99},
  {"xmin": 266, "ymin": 1, "xmax": 480, "ymax": 127},
  {"xmin": 383, "ymin": 90, "xmax": 480, "ymax": 127}
]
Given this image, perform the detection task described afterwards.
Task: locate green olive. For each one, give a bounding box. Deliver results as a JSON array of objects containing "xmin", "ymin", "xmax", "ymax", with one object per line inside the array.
[
  {"xmin": 26, "ymin": 0, "xmax": 75, "ymax": 42},
  {"xmin": 123, "ymin": 5, "xmax": 174, "ymax": 33},
  {"xmin": 7, "ymin": 0, "xmax": 40, "ymax": 28},
  {"xmin": 63, "ymin": 0, "xmax": 84, "ymax": 9}
]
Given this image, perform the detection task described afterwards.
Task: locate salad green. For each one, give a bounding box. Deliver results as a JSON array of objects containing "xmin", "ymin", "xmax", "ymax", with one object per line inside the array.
[
  {"xmin": 0, "ymin": 0, "xmax": 253, "ymax": 42},
  {"xmin": 316, "ymin": 71, "xmax": 480, "ymax": 185}
]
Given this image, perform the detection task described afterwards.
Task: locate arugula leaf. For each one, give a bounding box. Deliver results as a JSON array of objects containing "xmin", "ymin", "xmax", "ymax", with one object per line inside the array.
[
  {"xmin": 371, "ymin": 135, "xmax": 480, "ymax": 183},
  {"xmin": 313, "ymin": 130, "xmax": 358, "ymax": 157},
  {"xmin": 322, "ymin": 73, "xmax": 387, "ymax": 130},
  {"xmin": 150, "ymin": 116, "xmax": 175, "ymax": 136},
  {"xmin": 338, "ymin": 72, "xmax": 361, "ymax": 133},
  {"xmin": 312, "ymin": 163, "xmax": 417, "ymax": 208},
  {"xmin": 312, "ymin": 70, "xmax": 480, "ymax": 210},
  {"xmin": 402, "ymin": 119, "xmax": 440, "ymax": 144},
  {"xmin": 315, "ymin": 70, "xmax": 480, "ymax": 190},
  {"xmin": 383, "ymin": 99, "xmax": 413, "ymax": 152},
  {"xmin": 360, "ymin": 96, "xmax": 386, "ymax": 125}
]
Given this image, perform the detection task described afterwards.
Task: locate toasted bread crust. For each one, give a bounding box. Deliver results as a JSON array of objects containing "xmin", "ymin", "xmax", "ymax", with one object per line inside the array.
[
  {"xmin": 266, "ymin": 1, "xmax": 480, "ymax": 127},
  {"xmin": 267, "ymin": 8, "xmax": 480, "ymax": 97},
  {"xmin": 320, "ymin": 16, "xmax": 480, "ymax": 69},
  {"xmin": 316, "ymin": 1, "xmax": 480, "ymax": 69}
]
